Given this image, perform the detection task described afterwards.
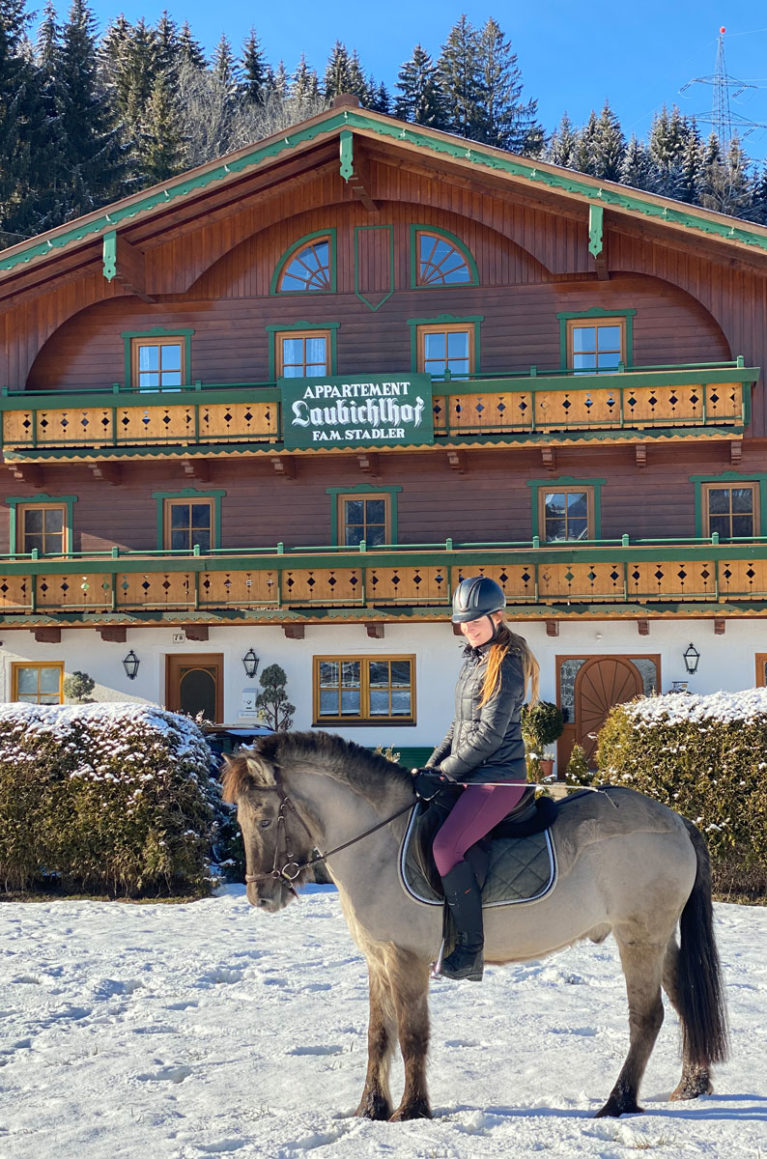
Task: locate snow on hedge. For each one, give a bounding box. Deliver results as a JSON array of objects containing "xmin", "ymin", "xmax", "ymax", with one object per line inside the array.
[
  {"xmin": 0, "ymin": 702, "xmax": 218, "ymax": 896},
  {"xmin": 619, "ymin": 686, "xmax": 767, "ymax": 727}
]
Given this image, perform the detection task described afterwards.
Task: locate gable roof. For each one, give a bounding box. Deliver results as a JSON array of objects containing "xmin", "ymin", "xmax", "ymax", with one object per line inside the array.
[{"xmin": 3, "ymin": 99, "xmax": 767, "ymax": 290}]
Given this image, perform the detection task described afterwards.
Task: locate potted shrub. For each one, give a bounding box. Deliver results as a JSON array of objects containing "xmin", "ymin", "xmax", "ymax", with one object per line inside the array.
[{"xmin": 521, "ymin": 700, "xmax": 565, "ymax": 779}]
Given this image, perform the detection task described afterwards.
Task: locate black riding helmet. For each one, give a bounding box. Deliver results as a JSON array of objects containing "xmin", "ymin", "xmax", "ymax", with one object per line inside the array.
[{"xmin": 451, "ymin": 576, "xmax": 506, "ymax": 623}]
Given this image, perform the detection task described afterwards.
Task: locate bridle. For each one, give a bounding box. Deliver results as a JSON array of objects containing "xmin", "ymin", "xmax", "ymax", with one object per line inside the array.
[{"xmin": 243, "ymin": 764, "xmax": 413, "ymax": 893}]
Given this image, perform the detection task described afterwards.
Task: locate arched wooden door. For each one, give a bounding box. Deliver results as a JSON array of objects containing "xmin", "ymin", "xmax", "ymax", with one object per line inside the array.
[
  {"xmin": 166, "ymin": 654, "xmax": 223, "ymax": 722},
  {"xmin": 575, "ymin": 656, "xmax": 643, "ymax": 765}
]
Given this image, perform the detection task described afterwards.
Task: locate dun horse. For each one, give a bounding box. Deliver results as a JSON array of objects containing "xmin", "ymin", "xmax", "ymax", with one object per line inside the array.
[{"xmin": 222, "ymin": 730, "xmax": 728, "ymax": 1121}]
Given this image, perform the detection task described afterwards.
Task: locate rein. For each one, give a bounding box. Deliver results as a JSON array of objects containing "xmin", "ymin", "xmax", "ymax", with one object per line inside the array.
[{"xmin": 243, "ymin": 765, "xmax": 413, "ymax": 891}]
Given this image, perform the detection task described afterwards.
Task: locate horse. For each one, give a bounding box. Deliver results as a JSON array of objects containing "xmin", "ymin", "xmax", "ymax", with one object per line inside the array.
[{"xmin": 221, "ymin": 729, "xmax": 728, "ymax": 1122}]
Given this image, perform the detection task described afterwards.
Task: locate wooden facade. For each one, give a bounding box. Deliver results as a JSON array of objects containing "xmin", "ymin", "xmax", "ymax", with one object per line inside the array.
[{"xmin": 2, "ymin": 98, "xmax": 767, "ymax": 763}]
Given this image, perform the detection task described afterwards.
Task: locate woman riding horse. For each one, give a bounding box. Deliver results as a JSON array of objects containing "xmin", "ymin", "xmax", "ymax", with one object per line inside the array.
[{"xmin": 414, "ymin": 575, "xmax": 540, "ymax": 982}]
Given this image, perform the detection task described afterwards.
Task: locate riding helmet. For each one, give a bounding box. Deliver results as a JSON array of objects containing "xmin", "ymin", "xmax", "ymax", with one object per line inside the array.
[{"xmin": 451, "ymin": 575, "xmax": 506, "ymax": 623}]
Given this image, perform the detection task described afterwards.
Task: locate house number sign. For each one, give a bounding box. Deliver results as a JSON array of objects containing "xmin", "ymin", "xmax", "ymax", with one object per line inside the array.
[{"xmin": 280, "ymin": 373, "xmax": 434, "ymax": 450}]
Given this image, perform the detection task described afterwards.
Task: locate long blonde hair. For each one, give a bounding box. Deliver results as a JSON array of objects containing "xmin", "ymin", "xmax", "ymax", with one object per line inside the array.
[{"xmin": 478, "ymin": 621, "xmax": 539, "ymax": 708}]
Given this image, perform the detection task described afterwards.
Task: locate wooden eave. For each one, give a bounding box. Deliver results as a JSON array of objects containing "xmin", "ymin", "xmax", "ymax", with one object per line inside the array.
[{"xmin": 3, "ymin": 104, "xmax": 767, "ymax": 303}]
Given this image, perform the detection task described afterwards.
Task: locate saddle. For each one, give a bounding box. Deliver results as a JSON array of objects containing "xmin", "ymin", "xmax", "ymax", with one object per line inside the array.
[{"xmin": 399, "ymin": 785, "xmax": 558, "ymax": 908}]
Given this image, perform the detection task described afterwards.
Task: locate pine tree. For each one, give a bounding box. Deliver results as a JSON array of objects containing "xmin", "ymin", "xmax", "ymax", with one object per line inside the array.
[
  {"xmin": 547, "ymin": 112, "xmax": 578, "ymax": 168},
  {"xmin": 177, "ymin": 19, "xmax": 205, "ymax": 70},
  {"xmin": 292, "ymin": 53, "xmax": 319, "ymax": 106},
  {"xmin": 241, "ymin": 28, "xmax": 268, "ymax": 106},
  {"xmin": 395, "ymin": 44, "xmax": 445, "ymax": 128},
  {"xmin": 369, "ymin": 80, "xmax": 390, "ymax": 114},
  {"xmin": 323, "ymin": 40, "xmax": 353, "ymax": 100},
  {"xmin": 143, "ymin": 72, "xmax": 185, "ymax": 181},
  {"xmin": 619, "ymin": 135, "xmax": 656, "ymax": 192},
  {"xmin": 32, "ymin": 2, "xmax": 69, "ymax": 226},
  {"xmin": 573, "ymin": 110, "xmax": 599, "ymax": 176},
  {"xmin": 678, "ymin": 120, "xmax": 703, "ymax": 204},
  {"xmin": 475, "ymin": 17, "xmax": 540, "ymax": 152},
  {"xmin": 436, "ymin": 15, "xmax": 483, "ymax": 139},
  {"xmin": 0, "ymin": 0, "xmax": 39, "ymax": 243},
  {"xmin": 648, "ymin": 105, "xmax": 687, "ymax": 198},
  {"xmin": 585, "ymin": 101, "xmax": 625, "ymax": 181},
  {"xmin": 58, "ymin": 0, "xmax": 127, "ymax": 216},
  {"xmin": 271, "ymin": 60, "xmax": 289, "ymax": 101},
  {"xmin": 346, "ymin": 49, "xmax": 368, "ymax": 103},
  {"xmin": 154, "ymin": 10, "xmax": 181, "ymax": 77},
  {"xmin": 212, "ymin": 33, "xmax": 239, "ymax": 99}
]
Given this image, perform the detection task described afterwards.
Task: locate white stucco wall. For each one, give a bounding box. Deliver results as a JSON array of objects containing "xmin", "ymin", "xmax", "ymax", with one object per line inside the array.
[{"xmin": 1, "ymin": 616, "xmax": 764, "ymax": 753}]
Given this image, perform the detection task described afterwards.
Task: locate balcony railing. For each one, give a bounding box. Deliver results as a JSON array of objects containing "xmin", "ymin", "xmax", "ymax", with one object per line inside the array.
[
  {"xmin": 2, "ymin": 536, "xmax": 767, "ymax": 620},
  {"xmin": 0, "ymin": 360, "xmax": 757, "ymax": 459}
]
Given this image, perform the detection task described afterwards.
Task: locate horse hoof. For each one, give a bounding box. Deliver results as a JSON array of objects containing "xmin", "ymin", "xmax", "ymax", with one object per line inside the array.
[
  {"xmin": 670, "ymin": 1073, "xmax": 713, "ymax": 1101},
  {"xmin": 389, "ymin": 1101, "xmax": 432, "ymax": 1121},
  {"xmin": 595, "ymin": 1099, "xmax": 644, "ymax": 1118},
  {"xmin": 354, "ymin": 1094, "xmax": 392, "ymax": 1120}
]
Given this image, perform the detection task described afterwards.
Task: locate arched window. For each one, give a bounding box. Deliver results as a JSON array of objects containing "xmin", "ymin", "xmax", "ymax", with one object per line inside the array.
[
  {"xmin": 414, "ymin": 229, "xmax": 476, "ymax": 287},
  {"xmin": 275, "ymin": 233, "xmax": 334, "ymax": 293}
]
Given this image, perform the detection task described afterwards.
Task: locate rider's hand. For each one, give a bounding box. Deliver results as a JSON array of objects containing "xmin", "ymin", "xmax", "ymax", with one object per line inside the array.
[{"xmin": 412, "ymin": 767, "xmax": 453, "ymax": 801}]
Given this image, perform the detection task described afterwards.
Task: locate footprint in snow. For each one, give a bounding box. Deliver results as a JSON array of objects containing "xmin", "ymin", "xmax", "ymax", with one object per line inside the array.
[{"xmin": 136, "ymin": 1064, "xmax": 193, "ymax": 1084}]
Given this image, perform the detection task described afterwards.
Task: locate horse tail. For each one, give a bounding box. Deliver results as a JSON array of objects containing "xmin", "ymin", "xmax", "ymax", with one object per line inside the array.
[{"xmin": 676, "ymin": 818, "xmax": 729, "ymax": 1067}]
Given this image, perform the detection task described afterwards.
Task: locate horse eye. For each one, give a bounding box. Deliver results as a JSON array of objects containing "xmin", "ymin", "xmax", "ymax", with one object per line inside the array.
[{"xmin": 259, "ymin": 818, "xmax": 273, "ymax": 829}]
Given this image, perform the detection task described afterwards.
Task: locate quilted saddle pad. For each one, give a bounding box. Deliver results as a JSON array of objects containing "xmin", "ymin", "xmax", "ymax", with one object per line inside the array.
[{"xmin": 399, "ymin": 797, "xmax": 557, "ymax": 908}]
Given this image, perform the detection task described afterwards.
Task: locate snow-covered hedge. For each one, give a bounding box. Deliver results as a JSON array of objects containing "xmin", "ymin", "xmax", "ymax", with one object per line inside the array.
[
  {"xmin": 0, "ymin": 703, "xmax": 217, "ymax": 896},
  {"xmin": 597, "ymin": 688, "xmax": 767, "ymax": 897}
]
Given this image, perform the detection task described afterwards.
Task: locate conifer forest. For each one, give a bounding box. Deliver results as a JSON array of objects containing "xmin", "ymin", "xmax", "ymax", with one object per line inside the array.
[{"xmin": 2, "ymin": 2, "xmax": 766, "ymax": 250}]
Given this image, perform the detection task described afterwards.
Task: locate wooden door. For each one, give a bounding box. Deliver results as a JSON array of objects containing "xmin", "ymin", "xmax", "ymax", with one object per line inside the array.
[
  {"xmin": 166, "ymin": 654, "xmax": 223, "ymax": 722},
  {"xmin": 575, "ymin": 656, "xmax": 643, "ymax": 766}
]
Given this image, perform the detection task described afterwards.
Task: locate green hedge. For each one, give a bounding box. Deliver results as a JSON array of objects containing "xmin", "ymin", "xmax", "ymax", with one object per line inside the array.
[
  {"xmin": 597, "ymin": 688, "xmax": 767, "ymax": 898},
  {"xmin": 0, "ymin": 703, "xmax": 217, "ymax": 897}
]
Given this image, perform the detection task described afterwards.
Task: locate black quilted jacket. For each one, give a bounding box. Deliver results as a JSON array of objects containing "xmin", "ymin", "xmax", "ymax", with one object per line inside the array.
[{"xmin": 426, "ymin": 642, "xmax": 527, "ymax": 783}]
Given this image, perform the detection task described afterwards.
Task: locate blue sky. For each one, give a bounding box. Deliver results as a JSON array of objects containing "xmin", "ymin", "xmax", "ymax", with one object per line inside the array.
[{"xmin": 79, "ymin": 0, "xmax": 767, "ymax": 152}]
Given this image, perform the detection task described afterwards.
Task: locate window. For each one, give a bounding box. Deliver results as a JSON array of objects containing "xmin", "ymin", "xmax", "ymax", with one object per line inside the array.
[
  {"xmin": 540, "ymin": 488, "xmax": 593, "ymax": 541},
  {"xmin": 276, "ymin": 329, "xmax": 331, "ymax": 378},
  {"xmin": 567, "ymin": 318, "xmax": 625, "ymax": 374},
  {"xmin": 417, "ymin": 324, "xmax": 473, "ymax": 380},
  {"xmin": 338, "ymin": 493, "xmax": 391, "ymax": 547},
  {"xmin": 702, "ymin": 482, "xmax": 758, "ymax": 539},
  {"xmin": 12, "ymin": 662, "xmax": 64, "ymax": 704},
  {"xmin": 16, "ymin": 502, "xmax": 67, "ymax": 555},
  {"xmin": 415, "ymin": 230, "xmax": 474, "ymax": 286},
  {"xmin": 277, "ymin": 237, "xmax": 332, "ymax": 292},
  {"xmin": 314, "ymin": 655, "xmax": 415, "ymax": 724},
  {"xmin": 163, "ymin": 498, "xmax": 214, "ymax": 552},
  {"xmin": 131, "ymin": 336, "xmax": 185, "ymax": 391}
]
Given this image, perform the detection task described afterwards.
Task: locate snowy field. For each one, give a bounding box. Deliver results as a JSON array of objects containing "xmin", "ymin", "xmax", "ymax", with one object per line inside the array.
[{"xmin": 1, "ymin": 886, "xmax": 766, "ymax": 1159}]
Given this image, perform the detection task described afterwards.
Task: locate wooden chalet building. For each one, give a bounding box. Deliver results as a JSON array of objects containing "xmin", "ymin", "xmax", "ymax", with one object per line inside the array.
[{"xmin": 2, "ymin": 94, "xmax": 767, "ymax": 771}]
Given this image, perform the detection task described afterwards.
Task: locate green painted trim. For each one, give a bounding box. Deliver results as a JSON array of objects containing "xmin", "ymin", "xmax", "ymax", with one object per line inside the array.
[
  {"xmin": 526, "ymin": 476, "xmax": 606, "ymax": 540},
  {"xmin": 6, "ymin": 493, "xmax": 78, "ymax": 553},
  {"xmin": 326, "ymin": 484, "xmax": 403, "ymax": 544},
  {"xmin": 266, "ymin": 321, "xmax": 340, "ymax": 380},
  {"xmin": 151, "ymin": 488, "xmax": 227, "ymax": 550},
  {"xmin": 339, "ymin": 129, "xmax": 354, "ymax": 181},
  {"xmin": 557, "ymin": 308, "xmax": 636, "ymax": 370},
  {"xmin": 354, "ymin": 225, "xmax": 395, "ymax": 312},
  {"xmin": 269, "ymin": 229, "xmax": 337, "ymax": 296},
  {"xmin": 102, "ymin": 231, "xmax": 117, "ymax": 281},
  {"xmin": 588, "ymin": 205, "xmax": 604, "ymax": 259},
  {"xmin": 689, "ymin": 471, "xmax": 767, "ymax": 537},
  {"xmin": 122, "ymin": 329, "xmax": 194, "ymax": 390},
  {"xmin": 5, "ymin": 107, "xmax": 767, "ymax": 283},
  {"xmin": 407, "ymin": 314, "xmax": 484, "ymax": 375},
  {"xmin": 409, "ymin": 224, "xmax": 479, "ymax": 288}
]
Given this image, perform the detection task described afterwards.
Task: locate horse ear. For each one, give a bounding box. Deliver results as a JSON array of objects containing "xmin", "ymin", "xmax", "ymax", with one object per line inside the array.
[{"xmin": 220, "ymin": 755, "xmax": 243, "ymax": 803}]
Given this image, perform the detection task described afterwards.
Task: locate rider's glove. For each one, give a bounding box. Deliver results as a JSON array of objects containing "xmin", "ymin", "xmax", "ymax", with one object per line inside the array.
[{"xmin": 412, "ymin": 767, "xmax": 454, "ymax": 801}]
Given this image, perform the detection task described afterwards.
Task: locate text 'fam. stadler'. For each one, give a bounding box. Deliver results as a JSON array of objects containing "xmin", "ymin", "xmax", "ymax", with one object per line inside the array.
[{"xmin": 290, "ymin": 379, "xmax": 427, "ymax": 442}]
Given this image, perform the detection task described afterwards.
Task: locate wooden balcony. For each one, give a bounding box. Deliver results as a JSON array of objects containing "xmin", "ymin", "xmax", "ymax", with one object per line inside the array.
[
  {"xmin": 0, "ymin": 361, "xmax": 757, "ymax": 464},
  {"xmin": 2, "ymin": 539, "xmax": 767, "ymax": 626}
]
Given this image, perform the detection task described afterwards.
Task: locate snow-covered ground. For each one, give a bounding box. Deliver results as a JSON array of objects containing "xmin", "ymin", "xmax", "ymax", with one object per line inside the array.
[{"xmin": 1, "ymin": 885, "xmax": 765, "ymax": 1158}]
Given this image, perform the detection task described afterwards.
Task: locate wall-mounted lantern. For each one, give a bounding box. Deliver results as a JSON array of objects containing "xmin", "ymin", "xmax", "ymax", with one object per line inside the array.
[
  {"xmin": 242, "ymin": 648, "xmax": 260, "ymax": 679},
  {"xmin": 122, "ymin": 650, "xmax": 140, "ymax": 680},
  {"xmin": 683, "ymin": 643, "xmax": 700, "ymax": 675}
]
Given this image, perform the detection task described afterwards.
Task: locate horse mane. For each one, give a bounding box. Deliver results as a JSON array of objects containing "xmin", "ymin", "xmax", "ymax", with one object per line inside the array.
[{"xmin": 220, "ymin": 730, "xmax": 413, "ymax": 803}]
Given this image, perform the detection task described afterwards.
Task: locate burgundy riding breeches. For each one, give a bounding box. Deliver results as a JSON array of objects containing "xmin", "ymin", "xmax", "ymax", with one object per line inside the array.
[{"xmin": 432, "ymin": 782, "xmax": 529, "ymax": 877}]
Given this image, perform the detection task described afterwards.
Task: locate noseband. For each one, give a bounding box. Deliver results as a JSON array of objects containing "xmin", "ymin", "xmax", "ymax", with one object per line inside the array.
[{"xmin": 243, "ymin": 764, "xmax": 413, "ymax": 892}]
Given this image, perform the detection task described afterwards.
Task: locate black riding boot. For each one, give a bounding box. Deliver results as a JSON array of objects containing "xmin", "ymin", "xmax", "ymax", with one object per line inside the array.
[{"xmin": 438, "ymin": 860, "xmax": 484, "ymax": 982}]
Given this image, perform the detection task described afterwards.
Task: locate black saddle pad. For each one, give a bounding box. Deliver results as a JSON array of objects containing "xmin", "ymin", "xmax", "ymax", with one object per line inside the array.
[{"xmin": 399, "ymin": 788, "xmax": 558, "ymax": 908}]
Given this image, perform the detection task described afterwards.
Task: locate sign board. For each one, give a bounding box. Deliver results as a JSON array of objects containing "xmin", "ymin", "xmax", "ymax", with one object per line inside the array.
[
  {"xmin": 239, "ymin": 688, "xmax": 260, "ymax": 719},
  {"xmin": 280, "ymin": 373, "xmax": 434, "ymax": 451}
]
